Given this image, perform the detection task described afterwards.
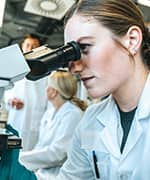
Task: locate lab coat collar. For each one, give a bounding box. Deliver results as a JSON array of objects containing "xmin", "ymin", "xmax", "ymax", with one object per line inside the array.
[
  {"xmin": 121, "ymin": 117, "xmax": 143, "ymax": 161},
  {"xmin": 120, "ymin": 74, "xmax": 150, "ymax": 160},
  {"xmin": 53, "ymin": 101, "xmax": 76, "ymax": 120},
  {"xmin": 95, "ymin": 96, "xmax": 143, "ymax": 160},
  {"xmin": 95, "ymin": 73, "xmax": 150, "ymax": 160},
  {"xmin": 96, "ymin": 97, "xmax": 121, "ymax": 159},
  {"xmin": 96, "ymin": 96, "xmax": 117, "ymax": 126},
  {"xmin": 135, "ymin": 73, "xmax": 150, "ymax": 120}
]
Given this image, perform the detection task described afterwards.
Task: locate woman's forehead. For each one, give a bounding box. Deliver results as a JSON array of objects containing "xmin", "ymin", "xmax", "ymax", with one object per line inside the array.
[{"xmin": 64, "ymin": 15, "xmax": 101, "ymax": 42}]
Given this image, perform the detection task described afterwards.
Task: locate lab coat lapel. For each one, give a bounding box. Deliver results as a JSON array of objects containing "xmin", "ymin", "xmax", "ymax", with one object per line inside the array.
[
  {"xmin": 121, "ymin": 118, "xmax": 143, "ymax": 160},
  {"xmin": 122, "ymin": 74, "xmax": 150, "ymax": 160},
  {"xmin": 97, "ymin": 97, "xmax": 121, "ymax": 159},
  {"xmin": 100, "ymin": 123, "xmax": 121, "ymax": 159},
  {"xmin": 121, "ymin": 74, "xmax": 150, "ymax": 160}
]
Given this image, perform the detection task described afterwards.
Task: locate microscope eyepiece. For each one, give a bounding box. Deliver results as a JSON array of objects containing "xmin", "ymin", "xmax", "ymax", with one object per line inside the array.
[{"xmin": 26, "ymin": 41, "xmax": 81, "ymax": 81}]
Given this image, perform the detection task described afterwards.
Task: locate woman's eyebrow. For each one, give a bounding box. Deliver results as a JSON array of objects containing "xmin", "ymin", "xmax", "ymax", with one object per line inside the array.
[{"xmin": 77, "ymin": 36, "xmax": 94, "ymax": 42}]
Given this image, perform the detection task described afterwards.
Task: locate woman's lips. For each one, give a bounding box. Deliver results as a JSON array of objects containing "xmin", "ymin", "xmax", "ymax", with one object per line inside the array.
[{"xmin": 81, "ymin": 76, "xmax": 95, "ymax": 85}]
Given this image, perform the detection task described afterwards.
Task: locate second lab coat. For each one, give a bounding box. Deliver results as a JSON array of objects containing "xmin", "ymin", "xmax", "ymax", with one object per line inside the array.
[
  {"xmin": 19, "ymin": 101, "xmax": 83, "ymax": 179},
  {"xmin": 5, "ymin": 77, "xmax": 48, "ymax": 150},
  {"xmin": 56, "ymin": 73, "xmax": 150, "ymax": 180}
]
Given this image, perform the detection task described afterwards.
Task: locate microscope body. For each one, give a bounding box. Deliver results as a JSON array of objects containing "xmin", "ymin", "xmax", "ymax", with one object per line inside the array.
[{"xmin": 0, "ymin": 44, "xmax": 30, "ymax": 153}]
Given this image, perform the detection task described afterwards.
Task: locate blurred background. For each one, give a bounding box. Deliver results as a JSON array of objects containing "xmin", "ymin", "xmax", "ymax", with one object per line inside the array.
[{"xmin": 0, "ymin": 0, "xmax": 150, "ymax": 49}]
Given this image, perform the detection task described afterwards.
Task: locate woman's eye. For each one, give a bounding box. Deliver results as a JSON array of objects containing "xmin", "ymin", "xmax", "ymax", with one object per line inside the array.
[{"xmin": 78, "ymin": 43, "xmax": 91, "ymax": 54}]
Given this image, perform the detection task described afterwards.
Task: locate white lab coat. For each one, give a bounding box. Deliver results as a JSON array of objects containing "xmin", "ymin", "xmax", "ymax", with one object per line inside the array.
[
  {"xmin": 5, "ymin": 77, "xmax": 48, "ymax": 150},
  {"xmin": 56, "ymin": 73, "xmax": 150, "ymax": 180},
  {"xmin": 19, "ymin": 101, "xmax": 83, "ymax": 180}
]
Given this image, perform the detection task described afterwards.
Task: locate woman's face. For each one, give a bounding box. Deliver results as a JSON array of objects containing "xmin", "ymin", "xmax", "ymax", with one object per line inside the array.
[
  {"xmin": 22, "ymin": 37, "xmax": 40, "ymax": 53},
  {"xmin": 65, "ymin": 15, "xmax": 134, "ymax": 98}
]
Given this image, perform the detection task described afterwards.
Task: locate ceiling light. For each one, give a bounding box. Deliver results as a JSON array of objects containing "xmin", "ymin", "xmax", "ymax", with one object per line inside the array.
[
  {"xmin": 137, "ymin": 0, "xmax": 150, "ymax": 7},
  {"xmin": 24, "ymin": 0, "xmax": 76, "ymax": 20}
]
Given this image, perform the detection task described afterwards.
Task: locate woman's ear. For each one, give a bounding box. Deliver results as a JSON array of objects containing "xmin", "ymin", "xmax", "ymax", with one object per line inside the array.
[
  {"xmin": 47, "ymin": 86, "xmax": 58, "ymax": 100},
  {"xmin": 51, "ymin": 89, "xmax": 58, "ymax": 98},
  {"xmin": 126, "ymin": 25, "xmax": 143, "ymax": 56}
]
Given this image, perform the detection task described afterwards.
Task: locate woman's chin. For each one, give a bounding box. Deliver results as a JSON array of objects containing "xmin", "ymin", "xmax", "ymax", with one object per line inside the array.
[{"xmin": 87, "ymin": 89, "xmax": 102, "ymax": 99}]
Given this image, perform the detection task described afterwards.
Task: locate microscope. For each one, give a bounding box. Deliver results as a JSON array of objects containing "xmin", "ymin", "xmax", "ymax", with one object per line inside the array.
[
  {"xmin": 0, "ymin": 44, "xmax": 30, "ymax": 152},
  {"xmin": 0, "ymin": 41, "xmax": 81, "ymax": 153}
]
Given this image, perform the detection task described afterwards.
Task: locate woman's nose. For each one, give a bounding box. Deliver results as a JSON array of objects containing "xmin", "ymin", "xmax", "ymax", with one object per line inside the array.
[{"xmin": 69, "ymin": 60, "xmax": 83, "ymax": 73}]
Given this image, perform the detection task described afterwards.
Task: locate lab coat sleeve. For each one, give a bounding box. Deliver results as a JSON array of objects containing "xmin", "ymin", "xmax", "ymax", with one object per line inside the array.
[
  {"xmin": 19, "ymin": 109, "xmax": 82, "ymax": 171},
  {"xmin": 56, "ymin": 127, "xmax": 95, "ymax": 180}
]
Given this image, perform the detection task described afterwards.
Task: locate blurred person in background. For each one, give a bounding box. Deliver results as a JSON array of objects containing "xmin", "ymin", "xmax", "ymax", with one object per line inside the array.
[
  {"xmin": 5, "ymin": 33, "xmax": 49, "ymax": 151},
  {"xmin": 19, "ymin": 70, "xmax": 87, "ymax": 180}
]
